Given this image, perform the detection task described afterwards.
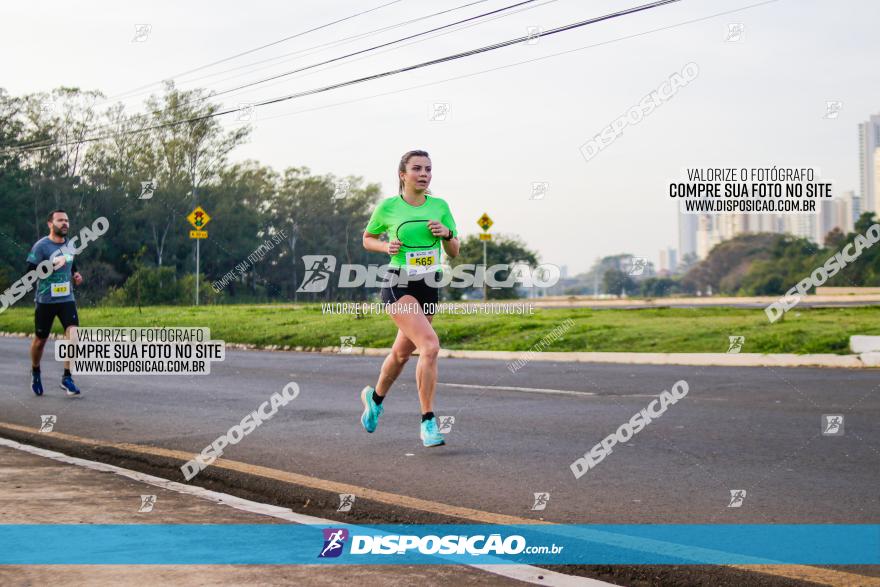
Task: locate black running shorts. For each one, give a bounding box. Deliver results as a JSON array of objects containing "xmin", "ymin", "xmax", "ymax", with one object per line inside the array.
[
  {"xmin": 380, "ymin": 268, "xmax": 440, "ymax": 316},
  {"xmin": 34, "ymin": 301, "xmax": 79, "ymax": 339}
]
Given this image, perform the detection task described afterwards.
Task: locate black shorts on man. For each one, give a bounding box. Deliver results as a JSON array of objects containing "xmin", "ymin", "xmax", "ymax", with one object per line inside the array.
[{"xmin": 34, "ymin": 301, "xmax": 79, "ymax": 339}]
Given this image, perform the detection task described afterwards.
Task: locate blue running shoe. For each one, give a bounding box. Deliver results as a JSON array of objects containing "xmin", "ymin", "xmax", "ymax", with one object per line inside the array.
[
  {"xmin": 31, "ymin": 371, "xmax": 43, "ymax": 396},
  {"xmin": 420, "ymin": 416, "xmax": 445, "ymax": 447},
  {"xmin": 60, "ymin": 375, "xmax": 80, "ymax": 396},
  {"xmin": 360, "ymin": 386, "xmax": 383, "ymax": 433}
]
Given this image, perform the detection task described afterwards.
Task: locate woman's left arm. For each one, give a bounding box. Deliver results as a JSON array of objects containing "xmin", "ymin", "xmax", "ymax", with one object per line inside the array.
[
  {"xmin": 428, "ymin": 219, "xmax": 459, "ymax": 258},
  {"xmin": 441, "ymin": 229, "xmax": 459, "ymax": 258}
]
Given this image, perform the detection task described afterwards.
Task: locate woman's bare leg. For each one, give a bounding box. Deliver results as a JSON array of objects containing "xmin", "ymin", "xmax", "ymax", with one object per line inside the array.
[
  {"xmin": 383, "ymin": 297, "xmax": 439, "ymax": 413},
  {"xmin": 375, "ymin": 327, "xmax": 416, "ymax": 396}
]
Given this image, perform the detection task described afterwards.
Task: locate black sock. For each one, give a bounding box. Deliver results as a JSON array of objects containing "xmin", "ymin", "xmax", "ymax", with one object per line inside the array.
[
  {"xmin": 421, "ymin": 411, "xmax": 435, "ymax": 423},
  {"xmin": 372, "ymin": 390, "xmax": 384, "ymax": 405},
  {"xmin": 32, "ymin": 366, "xmax": 40, "ymax": 375},
  {"xmin": 63, "ymin": 368, "xmax": 71, "ymax": 378}
]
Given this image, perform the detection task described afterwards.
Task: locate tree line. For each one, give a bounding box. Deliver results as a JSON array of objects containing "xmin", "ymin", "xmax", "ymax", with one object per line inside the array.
[
  {"xmin": 579, "ymin": 217, "xmax": 879, "ymax": 298},
  {"xmin": 0, "ymin": 83, "xmax": 539, "ymax": 306}
]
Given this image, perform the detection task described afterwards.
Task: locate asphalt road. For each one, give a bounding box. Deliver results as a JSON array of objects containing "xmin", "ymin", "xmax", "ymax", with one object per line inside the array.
[{"xmin": 1, "ymin": 336, "xmax": 877, "ymax": 526}]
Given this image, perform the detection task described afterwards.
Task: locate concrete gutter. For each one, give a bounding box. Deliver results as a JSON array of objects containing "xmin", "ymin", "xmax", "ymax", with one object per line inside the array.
[{"xmin": 2, "ymin": 331, "xmax": 875, "ymax": 368}]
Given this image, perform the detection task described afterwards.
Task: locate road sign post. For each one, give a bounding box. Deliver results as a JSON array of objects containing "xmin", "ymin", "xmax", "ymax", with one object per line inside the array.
[
  {"xmin": 187, "ymin": 207, "xmax": 211, "ymax": 305},
  {"xmin": 483, "ymin": 239, "xmax": 487, "ymax": 301},
  {"xmin": 476, "ymin": 213, "xmax": 493, "ymax": 301}
]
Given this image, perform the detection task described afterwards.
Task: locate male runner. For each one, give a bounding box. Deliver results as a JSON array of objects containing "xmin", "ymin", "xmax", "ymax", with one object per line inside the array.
[{"xmin": 27, "ymin": 209, "xmax": 83, "ymax": 396}]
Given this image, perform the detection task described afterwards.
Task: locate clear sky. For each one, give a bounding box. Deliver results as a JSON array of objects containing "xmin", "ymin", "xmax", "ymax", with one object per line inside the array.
[{"xmin": 3, "ymin": 0, "xmax": 878, "ymax": 274}]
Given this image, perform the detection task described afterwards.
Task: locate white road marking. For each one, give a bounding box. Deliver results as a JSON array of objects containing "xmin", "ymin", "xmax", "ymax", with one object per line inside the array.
[
  {"xmin": 440, "ymin": 382, "xmax": 596, "ymax": 397},
  {"xmin": 440, "ymin": 383, "xmax": 727, "ymax": 401}
]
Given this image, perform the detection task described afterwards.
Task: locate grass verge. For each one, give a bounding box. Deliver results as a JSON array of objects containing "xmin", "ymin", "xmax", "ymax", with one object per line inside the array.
[{"xmin": 1, "ymin": 304, "xmax": 877, "ymax": 354}]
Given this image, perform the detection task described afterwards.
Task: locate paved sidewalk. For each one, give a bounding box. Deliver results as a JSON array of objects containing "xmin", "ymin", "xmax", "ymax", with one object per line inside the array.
[{"xmin": 0, "ymin": 444, "xmax": 535, "ymax": 586}]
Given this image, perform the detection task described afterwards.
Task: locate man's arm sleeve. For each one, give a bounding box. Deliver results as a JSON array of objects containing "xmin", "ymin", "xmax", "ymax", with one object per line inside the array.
[{"xmin": 26, "ymin": 243, "xmax": 42, "ymax": 273}]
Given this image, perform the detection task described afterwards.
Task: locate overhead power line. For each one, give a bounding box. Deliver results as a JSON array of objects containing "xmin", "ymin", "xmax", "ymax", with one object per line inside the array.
[
  {"xmin": 4, "ymin": 0, "xmax": 681, "ymax": 155},
  {"xmin": 251, "ymin": 0, "xmax": 780, "ymax": 132},
  {"xmin": 105, "ymin": 0, "xmax": 493, "ymax": 108},
  {"xmin": 105, "ymin": 0, "xmax": 407, "ymax": 104},
  {"xmin": 27, "ymin": 0, "xmax": 547, "ymax": 150},
  {"xmin": 101, "ymin": 0, "xmax": 545, "ymax": 128},
  {"xmin": 189, "ymin": 0, "xmax": 543, "ymax": 104}
]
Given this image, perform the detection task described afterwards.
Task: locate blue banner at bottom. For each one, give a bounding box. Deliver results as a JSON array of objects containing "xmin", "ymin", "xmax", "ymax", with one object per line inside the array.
[{"xmin": 0, "ymin": 524, "xmax": 877, "ymax": 565}]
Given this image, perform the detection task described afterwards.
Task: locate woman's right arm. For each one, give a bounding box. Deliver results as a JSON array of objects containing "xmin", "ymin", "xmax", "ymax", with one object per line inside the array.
[{"xmin": 363, "ymin": 232, "xmax": 401, "ymax": 255}]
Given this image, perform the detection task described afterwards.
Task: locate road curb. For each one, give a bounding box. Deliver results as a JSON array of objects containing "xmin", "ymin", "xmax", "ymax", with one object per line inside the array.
[
  {"xmin": 329, "ymin": 348, "xmax": 870, "ymax": 368},
  {"xmin": 2, "ymin": 330, "xmax": 872, "ymax": 368}
]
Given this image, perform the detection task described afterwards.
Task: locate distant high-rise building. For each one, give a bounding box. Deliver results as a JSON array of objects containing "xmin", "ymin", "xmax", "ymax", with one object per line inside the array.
[
  {"xmin": 874, "ymin": 148, "xmax": 880, "ymax": 214},
  {"xmin": 659, "ymin": 248, "xmax": 678, "ymax": 274},
  {"xmin": 838, "ymin": 190, "xmax": 855, "ymax": 233},
  {"xmin": 841, "ymin": 191, "xmax": 856, "ymax": 232},
  {"xmin": 696, "ymin": 215, "xmax": 723, "ymax": 259},
  {"xmin": 819, "ymin": 190, "xmax": 855, "ymax": 242},
  {"xmin": 785, "ymin": 214, "xmax": 818, "ymax": 242},
  {"xmin": 692, "ymin": 209, "xmax": 824, "ymax": 260},
  {"xmin": 678, "ymin": 211, "xmax": 698, "ymax": 259},
  {"xmin": 819, "ymin": 198, "xmax": 835, "ymax": 240},
  {"xmin": 716, "ymin": 214, "xmax": 751, "ymax": 241},
  {"xmin": 858, "ymin": 113, "xmax": 880, "ymax": 213},
  {"xmin": 753, "ymin": 213, "xmax": 785, "ymax": 234}
]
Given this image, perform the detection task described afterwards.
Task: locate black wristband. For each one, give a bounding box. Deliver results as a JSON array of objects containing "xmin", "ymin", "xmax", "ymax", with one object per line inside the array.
[{"xmin": 442, "ymin": 229, "xmax": 454, "ymax": 241}]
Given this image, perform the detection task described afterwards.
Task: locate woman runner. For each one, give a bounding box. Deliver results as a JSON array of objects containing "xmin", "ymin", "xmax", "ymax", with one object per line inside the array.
[{"xmin": 360, "ymin": 150, "xmax": 459, "ymax": 447}]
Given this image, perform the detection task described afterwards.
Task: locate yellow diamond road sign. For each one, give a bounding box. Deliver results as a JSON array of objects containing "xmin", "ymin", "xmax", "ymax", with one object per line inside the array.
[
  {"xmin": 187, "ymin": 206, "xmax": 211, "ymax": 230},
  {"xmin": 477, "ymin": 213, "xmax": 493, "ymax": 231}
]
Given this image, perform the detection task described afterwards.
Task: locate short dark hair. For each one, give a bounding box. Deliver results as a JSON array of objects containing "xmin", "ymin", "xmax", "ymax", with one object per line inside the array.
[{"xmin": 47, "ymin": 209, "xmax": 67, "ymax": 222}]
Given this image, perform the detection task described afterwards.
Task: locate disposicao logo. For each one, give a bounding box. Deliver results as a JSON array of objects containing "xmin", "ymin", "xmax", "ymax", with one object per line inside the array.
[
  {"xmin": 317, "ymin": 530, "xmax": 532, "ymax": 558},
  {"xmin": 318, "ymin": 528, "xmax": 349, "ymax": 558}
]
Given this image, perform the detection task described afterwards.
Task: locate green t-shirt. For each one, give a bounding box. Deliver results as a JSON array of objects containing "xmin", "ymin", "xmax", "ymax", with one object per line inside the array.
[{"xmin": 365, "ymin": 194, "xmax": 457, "ymax": 274}]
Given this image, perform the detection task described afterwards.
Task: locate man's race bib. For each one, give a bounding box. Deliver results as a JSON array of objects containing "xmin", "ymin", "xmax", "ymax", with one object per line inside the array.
[
  {"xmin": 51, "ymin": 281, "xmax": 70, "ymax": 297},
  {"xmin": 405, "ymin": 249, "xmax": 439, "ymax": 276}
]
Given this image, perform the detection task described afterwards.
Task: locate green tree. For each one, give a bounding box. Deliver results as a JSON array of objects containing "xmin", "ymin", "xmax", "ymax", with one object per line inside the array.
[
  {"xmin": 447, "ymin": 234, "xmax": 539, "ymax": 300},
  {"xmin": 140, "ymin": 82, "xmax": 249, "ymax": 269},
  {"xmin": 602, "ymin": 268, "xmax": 636, "ymax": 297},
  {"xmin": 683, "ymin": 233, "xmax": 790, "ymax": 295},
  {"xmin": 269, "ymin": 168, "xmax": 381, "ymax": 301},
  {"xmin": 639, "ymin": 277, "xmax": 681, "ymax": 297}
]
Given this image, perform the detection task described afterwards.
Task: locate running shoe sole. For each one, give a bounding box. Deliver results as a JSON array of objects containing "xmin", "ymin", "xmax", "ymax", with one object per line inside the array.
[
  {"xmin": 420, "ymin": 433, "xmax": 445, "ymax": 447},
  {"xmin": 61, "ymin": 384, "xmax": 80, "ymax": 397},
  {"xmin": 360, "ymin": 386, "xmax": 376, "ymax": 433}
]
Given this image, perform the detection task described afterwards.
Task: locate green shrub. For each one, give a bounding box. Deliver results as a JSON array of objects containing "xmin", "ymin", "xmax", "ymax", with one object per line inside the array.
[{"xmin": 103, "ymin": 266, "xmax": 218, "ymax": 306}]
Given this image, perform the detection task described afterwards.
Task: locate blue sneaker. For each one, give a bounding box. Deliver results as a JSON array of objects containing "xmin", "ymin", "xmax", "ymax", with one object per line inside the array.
[
  {"xmin": 360, "ymin": 386, "xmax": 383, "ymax": 433},
  {"xmin": 420, "ymin": 417, "xmax": 445, "ymax": 447},
  {"xmin": 31, "ymin": 371, "xmax": 43, "ymax": 396},
  {"xmin": 60, "ymin": 375, "xmax": 80, "ymax": 396}
]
